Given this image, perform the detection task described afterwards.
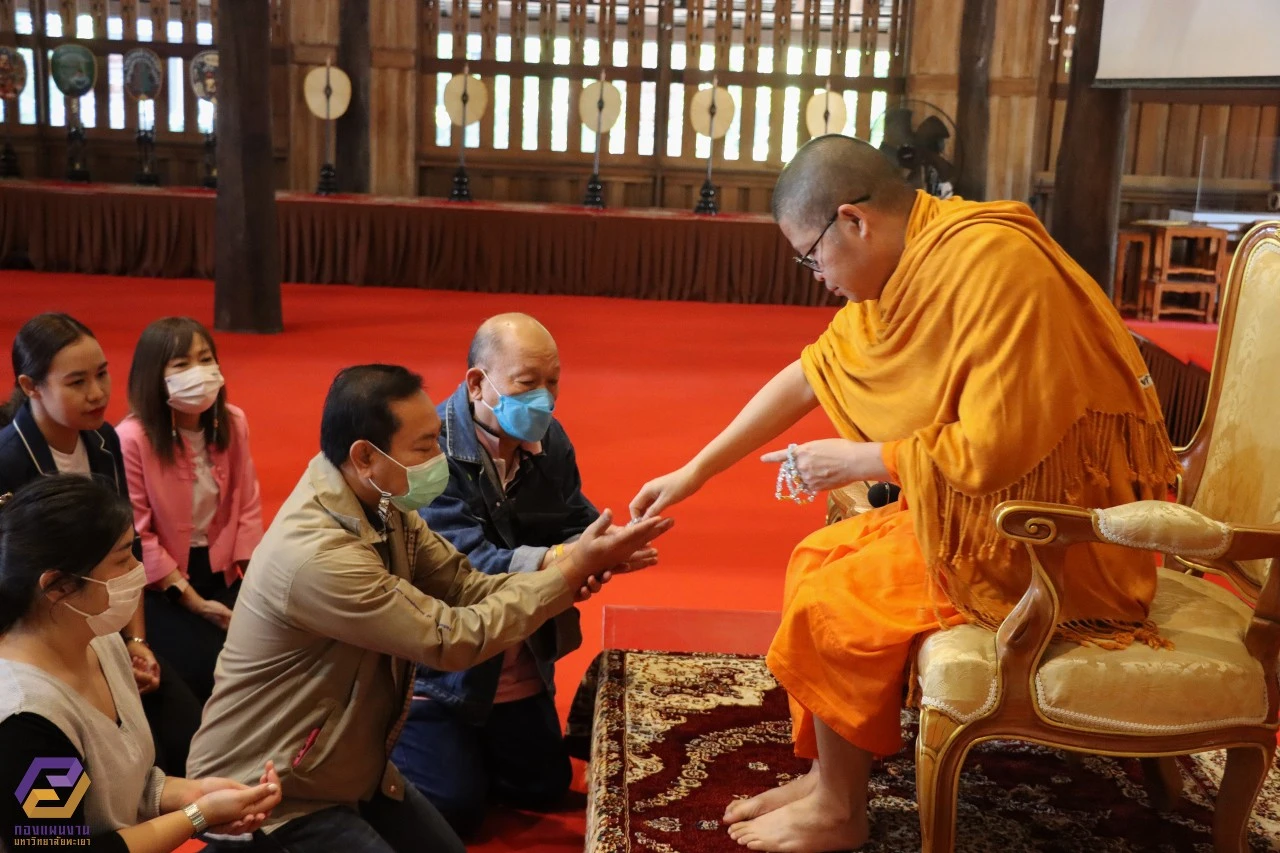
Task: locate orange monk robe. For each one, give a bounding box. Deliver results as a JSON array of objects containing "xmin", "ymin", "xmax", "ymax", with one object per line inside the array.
[{"xmin": 768, "ymin": 191, "xmax": 1181, "ymax": 759}]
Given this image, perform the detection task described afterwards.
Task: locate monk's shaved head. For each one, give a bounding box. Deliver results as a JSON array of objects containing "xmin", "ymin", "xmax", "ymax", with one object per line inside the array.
[
  {"xmin": 772, "ymin": 135, "xmax": 916, "ymax": 231},
  {"xmin": 467, "ymin": 313, "xmax": 557, "ymax": 370}
]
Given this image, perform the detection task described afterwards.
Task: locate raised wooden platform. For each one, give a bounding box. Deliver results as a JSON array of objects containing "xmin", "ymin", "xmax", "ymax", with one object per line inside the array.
[{"xmin": 0, "ymin": 180, "xmax": 831, "ymax": 307}]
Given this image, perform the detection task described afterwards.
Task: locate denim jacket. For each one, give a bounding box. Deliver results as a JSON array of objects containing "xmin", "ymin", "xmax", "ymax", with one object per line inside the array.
[{"xmin": 412, "ymin": 383, "xmax": 597, "ymax": 719}]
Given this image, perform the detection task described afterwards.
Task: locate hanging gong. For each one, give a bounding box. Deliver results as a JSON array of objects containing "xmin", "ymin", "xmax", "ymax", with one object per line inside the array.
[
  {"xmin": 689, "ymin": 85, "xmax": 735, "ymax": 140},
  {"xmin": 303, "ymin": 65, "xmax": 352, "ymax": 120},
  {"xmin": 578, "ymin": 80, "xmax": 622, "ymax": 133},
  {"xmin": 805, "ymin": 89, "xmax": 848, "ymax": 138},
  {"xmin": 443, "ymin": 74, "xmax": 488, "ymax": 126}
]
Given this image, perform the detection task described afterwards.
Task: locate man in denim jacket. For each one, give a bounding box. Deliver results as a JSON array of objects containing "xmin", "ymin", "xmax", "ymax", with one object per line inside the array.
[{"xmin": 391, "ymin": 314, "xmax": 656, "ymax": 836}]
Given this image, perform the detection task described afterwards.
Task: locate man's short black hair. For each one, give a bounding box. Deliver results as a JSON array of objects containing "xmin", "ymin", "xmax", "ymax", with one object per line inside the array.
[{"xmin": 319, "ymin": 364, "xmax": 424, "ymax": 467}]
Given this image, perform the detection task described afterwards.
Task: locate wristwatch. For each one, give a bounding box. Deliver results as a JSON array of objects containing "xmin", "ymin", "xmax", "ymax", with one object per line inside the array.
[
  {"xmin": 183, "ymin": 801, "xmax": 209, "ymax": 834},
  {"xmin": 165, "ymin": 578, "xmax": 191, "ymax": 605}
]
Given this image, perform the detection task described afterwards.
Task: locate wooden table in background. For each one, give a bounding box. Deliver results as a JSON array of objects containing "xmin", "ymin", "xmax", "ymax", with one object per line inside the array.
[{"xmin": 1129, "ymin": 220, "xmax": 1230, "ymax": 323}]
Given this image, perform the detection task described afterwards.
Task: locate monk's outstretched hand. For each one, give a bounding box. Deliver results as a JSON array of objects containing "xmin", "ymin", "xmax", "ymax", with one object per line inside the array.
[
  {"xmin": 760, "ymin": 438, "xmax": 888, "ymax": 491},
  {"xmin": 629, "ymin": 464, "xmax": 703, "ymax": 520}
]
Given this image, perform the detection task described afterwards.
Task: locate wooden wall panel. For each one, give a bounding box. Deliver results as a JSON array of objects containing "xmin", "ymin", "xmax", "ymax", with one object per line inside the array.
[
  {"xmin": 1122, "ymin": 106, "xmax": 1138, "ymax": 173},
  {"xmin": 290, "ymin": 0, "xmax": 338, "ymax": 44},
  {"xmin": 1224, "ymin": 106, "xmax": 1261, "ymax": 179},
  {"xmin": 907, "ymin": 0, "xmax": 962, "ymax": 77},
  {"xmin": 1132, "ymin": 103, "xmax": 1169, "ymax": 176},
  {"xmin": 983, "ymin": 0, "xmax": 1045, "ymax": 201},
  {"xmin": 289, "ymin": 64, "xmax": 330, "ymax": 191},
  {"xmin": 990, "ymin": 0, "xmax": 1036, "ymax": 80},
  {"xmin": 9, "ymin": 0, "xmax": 918, "ymax": 205},
  {"xmin": 286, "ymin": 0, "xmax": 338, "ymax": 190},
  {"xmin": 1254, "ymin": 106, "xmax": 1278, "ymax": 179},
  {"xmin": 1045, "ymin": 98, "xmax": 1276, "ymax": 184},
  {"xmin": 369, "ymin": 0, "xmax": 418, "ymax": 194},
  {"xmin": 909, "ymin": 0, "xmax": 1049, "ymax": 202},
  {"xmin": 1047, "ymin": 98, "xmax": 1065, "ymax": 170},
  {"xmin": 905, "ymin": 0, "xmax": 962, "ymax": 124},
  {"xmin": 8, "ymin": 0, "xmax": 1272, "ymax": 212},
  {"xmin": 369, "ymin": 68, "xmax": 417, "ymax": 194},
  {"xmin": 1196, "ymin": 105, "xmax": 1231, "ymax": 180},
  {"xmin": 1037, "ymin": 93, "xmax": 1278, "ymax": 226},
  {"xmin": 987, "ymin": 93, "xmax": 1038, "ymax": 201},
  {"xmin": 1163, "ymin": 104, "xmax": 1201, "ymax": 177}
]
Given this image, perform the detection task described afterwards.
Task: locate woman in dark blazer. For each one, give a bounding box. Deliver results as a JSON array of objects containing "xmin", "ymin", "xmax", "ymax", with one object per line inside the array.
[{"xmin": 0, "ymin": 313, "xmax": 201, "ymax": 775}]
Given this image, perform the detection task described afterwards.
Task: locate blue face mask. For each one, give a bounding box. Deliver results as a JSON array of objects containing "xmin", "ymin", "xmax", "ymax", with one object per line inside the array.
[{"xmin": 481, "ymin": 373, "xmax": 555, "ymax": 443}]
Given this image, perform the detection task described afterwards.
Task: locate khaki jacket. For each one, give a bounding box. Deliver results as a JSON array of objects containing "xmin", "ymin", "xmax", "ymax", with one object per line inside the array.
[{"xmin": 186, "ymin": 454, "xmax": 575, "ymax": 831}]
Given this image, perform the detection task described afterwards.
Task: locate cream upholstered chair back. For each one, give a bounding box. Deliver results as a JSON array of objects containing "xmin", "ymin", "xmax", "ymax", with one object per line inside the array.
[{"xmin": 1179, "ymin": 223, "xmax": 1280, "ymax": 592}]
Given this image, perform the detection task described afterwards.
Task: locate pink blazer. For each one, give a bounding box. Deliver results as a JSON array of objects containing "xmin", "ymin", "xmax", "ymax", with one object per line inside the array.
[{"xmin": 117, "ymin": 404, "xmax": 265, "ymax": 587}]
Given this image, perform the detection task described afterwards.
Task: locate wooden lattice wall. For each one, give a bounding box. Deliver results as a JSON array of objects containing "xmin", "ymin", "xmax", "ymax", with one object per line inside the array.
[{"xmin": 2, "ymin": 0, "xmax": 1274, "ymax": 215}]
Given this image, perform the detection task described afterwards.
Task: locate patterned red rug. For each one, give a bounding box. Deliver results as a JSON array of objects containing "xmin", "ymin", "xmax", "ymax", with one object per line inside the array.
[{"xmin": 570, "ymin": 651, "xmax": 1280, "ymax": 853}]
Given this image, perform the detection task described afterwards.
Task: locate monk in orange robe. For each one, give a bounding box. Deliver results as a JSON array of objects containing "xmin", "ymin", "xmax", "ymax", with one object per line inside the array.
[{"xmin": 630, "ymin": 135, "xmax": 1179, "ymax": 852}]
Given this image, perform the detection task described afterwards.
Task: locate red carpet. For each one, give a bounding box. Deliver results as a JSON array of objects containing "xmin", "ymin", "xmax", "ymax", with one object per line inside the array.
[
  {"xmin": 1126, "ymin": 319, "xmax": 1218, "ymax": 371},
  {"xmin": 0, "ymin": 271, "xmax": 836, "ymax": 852}
]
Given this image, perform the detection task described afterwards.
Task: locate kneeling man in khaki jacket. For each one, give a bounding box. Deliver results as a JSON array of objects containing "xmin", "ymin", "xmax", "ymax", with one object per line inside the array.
[{"xmin": 188, "ymin": 364, "xmax": 670, "ymax": 853}]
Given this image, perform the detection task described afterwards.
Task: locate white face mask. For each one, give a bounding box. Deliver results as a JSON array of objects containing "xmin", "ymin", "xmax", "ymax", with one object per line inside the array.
[
  {"xmin": 61, "ymin": 563, "xmax": 147, "ymax": 637},
  {"xmin": 165, "ymin": 364, "xmax": 224, "ymax": 415}
]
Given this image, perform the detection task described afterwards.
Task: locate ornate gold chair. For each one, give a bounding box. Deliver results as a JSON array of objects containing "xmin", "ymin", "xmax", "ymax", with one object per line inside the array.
[{"xmin": 909, "ymin": 221, "xmax": 1280, "ymax": 852}]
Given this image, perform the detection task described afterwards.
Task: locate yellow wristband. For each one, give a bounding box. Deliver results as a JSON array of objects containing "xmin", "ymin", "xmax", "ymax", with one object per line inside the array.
[{"xmin": 552, "ymin": 544, "xmax": 566, "ymax": 562}]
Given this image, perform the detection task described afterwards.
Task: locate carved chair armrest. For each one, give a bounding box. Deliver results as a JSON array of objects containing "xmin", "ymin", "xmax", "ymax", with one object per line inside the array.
[
  {"xmin": 986, "ymin": 503, "xmax": 1093, "ymax": 709},
  {"xmin": 992, "ymin": 500, "xmax": 1280, "ymax": 720}
]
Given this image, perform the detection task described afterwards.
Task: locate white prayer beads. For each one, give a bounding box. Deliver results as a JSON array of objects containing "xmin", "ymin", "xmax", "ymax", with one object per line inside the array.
[{"xmin": 775, "ymin": 443, "xmax": 817, "ymax": 504}]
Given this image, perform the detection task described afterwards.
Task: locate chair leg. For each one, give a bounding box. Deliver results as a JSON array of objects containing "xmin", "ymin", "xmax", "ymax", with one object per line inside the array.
[
  {"xmin": 916, "ymin": 708, "xmax": 970, "ymax": 853},
  {"xmin": 1140, "ymin": 756, "xmax": 1184, "ymax": 812},
  {"xmin": 1213, "ymin": 744, "xmax": 1274, "ymax": 853}
]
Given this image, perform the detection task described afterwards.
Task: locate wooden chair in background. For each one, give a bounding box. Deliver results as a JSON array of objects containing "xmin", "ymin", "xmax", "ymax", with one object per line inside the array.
[
  {"xmin": 1129, "ymin": 221, "xmax": 1232, "ymax": 322},
  {"xmin": 1113, "ymin": 228, "xmax": 1152, "ymax": 317}
]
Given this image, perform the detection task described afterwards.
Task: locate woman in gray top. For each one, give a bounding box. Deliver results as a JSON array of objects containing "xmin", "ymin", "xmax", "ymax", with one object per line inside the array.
[{"xmin": 0, "ymin": 475, "xmax": 281, "ymax": 852}]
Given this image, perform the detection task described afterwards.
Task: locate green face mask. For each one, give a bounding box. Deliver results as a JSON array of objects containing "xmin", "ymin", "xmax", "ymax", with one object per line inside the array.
[{"xmin": 369, "ymin": 446, "xmax": 451, "ymax": 513}]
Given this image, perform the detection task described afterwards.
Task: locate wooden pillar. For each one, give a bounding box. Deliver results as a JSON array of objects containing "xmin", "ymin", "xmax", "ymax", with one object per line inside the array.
[
  {"xmin": 954, "ymin": 0, "xmax": 994, "ymax": 200},
  {"xmin": 336, "ymin": 0, "xmax": 371, "ymax": 193},
  {"xmin": 1050, "ymin": 0, "xmax": 1128, "ymax": 292},
  {"xmin": 214, "ymin": 0, "xmax": 283, "ymax": 334}
]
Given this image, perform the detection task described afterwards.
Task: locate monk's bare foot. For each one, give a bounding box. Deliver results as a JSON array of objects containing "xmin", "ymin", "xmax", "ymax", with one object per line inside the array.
[
  {"xmin": 727, "ymin": 790, "xmax": 869, "ymax": 853},
  {"xmin": 723, "ymin": 761, "xmax": 820, "ymax": 825}
]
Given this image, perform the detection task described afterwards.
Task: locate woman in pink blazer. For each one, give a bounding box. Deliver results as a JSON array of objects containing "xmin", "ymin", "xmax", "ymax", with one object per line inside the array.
[{"xmin": 117, "ymin": 317, "xmax": 264, "ymax": 702}]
